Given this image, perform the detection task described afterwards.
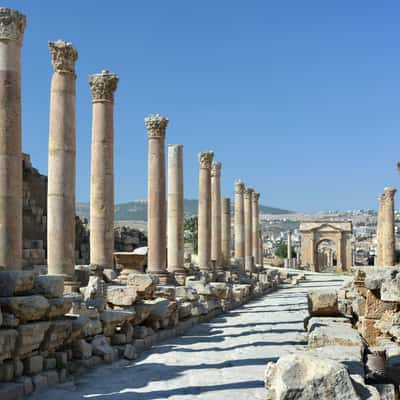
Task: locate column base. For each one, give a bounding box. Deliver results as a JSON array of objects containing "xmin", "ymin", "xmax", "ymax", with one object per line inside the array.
[
  {"xmin": 173, "ymin": 271, "xmax": 187, "ymax": 286},
  {"xmin": 63, "ymin": 279, "xmax": 80, "ymax": 294},
  {"xmin": 244, "ymin": 256, "xmax": 254, "ymax": 273},
  {"xmin": 147, "ymin": 271, "xmax": 171, "ymax": 285}
]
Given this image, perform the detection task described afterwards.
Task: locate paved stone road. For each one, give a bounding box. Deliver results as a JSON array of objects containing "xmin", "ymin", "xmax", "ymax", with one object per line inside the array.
[{"xmin": 34, "ymin": 273, "xmax": 346, "ymax": 400}]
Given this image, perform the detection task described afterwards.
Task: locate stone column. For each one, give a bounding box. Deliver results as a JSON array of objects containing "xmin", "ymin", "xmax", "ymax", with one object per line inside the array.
[
  {"xmin": 211, "ymin": 161, "xmax": 222, "ymax": 271},
  {"xmin": 198, "ymin": 151, "xmax": 214, "ymax": 272},
  {"xmin": 244, "ymin": 187, "xmax": 254, "ymax": 272},
  {"xmin": 47, "ymin": 40, "xmax": 78, "ymax": 288},
  {"xmin": 287, "ymin": 230, "xmax": 292, "ymax": 268},
  {"xmin": 377, "ymin": 187, "xmax": 397, "ymax": 267},
  {"xmin": 234, "ymin": 180, "xmax": 245, "ymax": 269},
  {"xmin": 167, "ymin": 144, "xmax": 185, "ymax": 284},
  {"xmin": 0, "ymin": 9, "xmax": 25, "ymax": 270},
  {"xmin": 88, "ymin": 70, "xmax": 118, "ymax": 269},
  {"xmin": 252, "ymin": 192, "xmax": 260, "ymax": 266},
  {"xmin": 258, "ymin": 230, "xmax": 264, "ymax": 268},
  {"xmin": 221, "ymin": 198, "xmax": 231, "ymax": 268},
  {"xmin": 145, "ymin": 114, "xmax": 168, "ymax": 279}
]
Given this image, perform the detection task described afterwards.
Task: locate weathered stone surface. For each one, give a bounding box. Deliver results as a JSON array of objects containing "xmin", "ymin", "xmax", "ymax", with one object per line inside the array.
[
  {"xmin": 0, "ymin": 271, "xmax": 35, "ymax": 297},
  {"xmin": 82, "ymin": 276, "xmax": 105, "ymax": 311},
  {"xmin": 1, "ymin": 313, "xmax": 19, "ymax": 328},
  {"xmin": 365, "ymin": 289, "xmax": 397, "ymax": 320},
  {"xmin": 186, "ymin": 281, "xmax": 213, "ymax": 296},
  {"xmin": 134, "ymin": 301, "xmax": 154, "ymax": 324},
  {"xmin": 33, "ymin": 275, "xmax": 64, "ymax": 298},
  {"xmin": 16, "ymin": 322, "xmax": 49, "ymax": 358},
  {"xmin": 265, "ymin": 354, "xmax": 359, "ymax": 400},
  {"xmin": 91, "ymin": 335, "xmax": 113, "ymax": 359},
  {"xmin": 127, "ymin": 273, "xmax": 156, "ymax": 298},
  {"xmin": 0, "ymin": 382, "xmax": 25, "ymax": 400},
  {"xmin": 106, "ymin": 285, "xmax": 137, "ymax": 306},
  {"xmin": 0, "ymin": 296, "xmax": 49, "ymax": 322},
  {"xmin": 0, "ymin": 361, "xmax": 15, "ymax": 382},
  {"xmin": 178, "ymin": 302, "xmax": 193, "ymax": 319},
  {"xmin": 72, "ymin": 339, "xmax": 92, "ymax": 360},
  {"xmin": 46, "ymin": 296, "xmax": 73, "ymax": 319},
  {"xmin": 308, "ymin": 324, "xmax": 365, "ymax": 351},
  {"xmin": 123, "ymin": 344, "xmax": 136, "ymax": 360},
  {"xmin": 23, "ymin": 355, "xmax": 43, "ymax": 375},
  {"xmin": 358, "ymin": 317, "xmax": 381, "ymax": 346},
  {"xmin": 103, "ymin": 269, "xmax": 117, "ymax": 282},
  {"xmin": 307, "ymin": 289, "xmax": 339, "ymax": 316},
  {"xmin": 306, "ymin": 317, "xmax": 351, "ymax": 333},
  {"xmin": 146, "ymin": 298, "xmax": 177, "ymax": 322},
  {"xmin": 71, "ymin": 316, "xmax": 102, "ymax": 339},
  {"xmin": 209, "ymin": 282, "xmax": 232, "ymax": 299},
  {"xmin": 381, "ymin": 274, "xmax": 400, "ymax": 302},
  {"xmin": 155, "ymin": 285, "xmax": 176, "ymax": 300},
  {"xmin": 364, "ymin": 268, "xmax": 397, "ymax": 290},
  {"xmin": 0, "ymin": 329, "xmax": 18, "ymax": 362},
  {"xmin": 100, "ymin": 310, "xmax": 135, "ymax": 336},
  {"xmin": 41, "ymin": 320, "xmax": 72, "ymax": 351},
  {"xmin": 16, "ymin": 376, "xmax": 33, "ymax": 396},
  {"xmin": 175, "ymin": 286, "xmax": 199, "ymax": 301}
]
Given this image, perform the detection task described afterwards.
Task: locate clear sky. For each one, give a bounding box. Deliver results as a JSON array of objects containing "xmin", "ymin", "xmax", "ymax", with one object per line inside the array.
[{"xmin": 5, "ymin": 1, "xmax": 400, "ymax": 212}]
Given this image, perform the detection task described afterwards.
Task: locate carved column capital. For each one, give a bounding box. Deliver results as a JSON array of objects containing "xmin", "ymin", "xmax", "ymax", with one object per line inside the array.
[
  {"xmin": 145, "ymin": 114, "xmax": 169, "ymax": 139},
  {"xmin": 198, "ymin": 151, "xmax": 214, "ymax": 169},
  {"xmin": 243, "ymin": 187, "xmax": 254, "ymax": 200},
  {"xmin": 235, "ymin": 180, "xmax": 245, "ymax": 194},
  {"xmin": 381, "ymin": 187, "xmax": 397, "ymax": 202},
  {"xmin": 89, "ymin": 70, "xmax": 119, "ymax": 102},
  {"xmin": 49, "ymin": 40, "xmax": 78, "ymax": 73},
  {"xmin": 252, "ymin": 192, "xmax": 260, "ymax": 202},
  {"xmin": 211, "ymin": 161, "xmax": 222, "ymax": 177},
  {"xmin": 0, "ymin": 8, "xmax": 26, "ymax": 43}
]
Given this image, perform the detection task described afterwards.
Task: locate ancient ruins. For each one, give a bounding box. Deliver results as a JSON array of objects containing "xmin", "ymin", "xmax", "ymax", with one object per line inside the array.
[{"xmin": 0, "ymin": 6, "xmax": 400, "ymax": 400}]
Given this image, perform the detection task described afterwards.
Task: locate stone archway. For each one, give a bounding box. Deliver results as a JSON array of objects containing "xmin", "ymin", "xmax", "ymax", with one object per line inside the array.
[{"xmin": 300, "ymin": 221, "xmax": 353, "ymax": 272}]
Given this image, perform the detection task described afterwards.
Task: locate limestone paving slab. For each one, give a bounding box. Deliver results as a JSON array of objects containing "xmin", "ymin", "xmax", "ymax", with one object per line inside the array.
[{"xmin": 30, "ymin": 273, "xmax": 346, "ymax": 400}]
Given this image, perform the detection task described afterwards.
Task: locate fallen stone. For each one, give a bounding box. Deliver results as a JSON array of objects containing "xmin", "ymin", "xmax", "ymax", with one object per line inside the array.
[
  {"xmin": 91, "ymin": 335, "xmax": 113, "ymax": 359},
  {"xmin": 264, "ymin": 353, "xmax": 359, "ymax": 400},
  {"xmin": 0, "ymin": 329, "xmax": 18, "ymax": 362},
  {"xmin": 178, "ymin": 302, "xmax": 193, "ymax": 319},
  {"xmin": 146, "ymin": 298, "xmax": 177, "ymax": 322},
  {"xmin": 365, "ymin": 268, "xmax": 397, "ymax": 290},
  {"xmin": 155, "ymin": 285, "xmax": 176, "ymax": 300},
  {"xmin": 0, "ymin": 271, "xmax": 35, "ymax": 297},
  {"xmin": 23, "ymin": 355, "xmax": 43, "ymax": 375},
  {"xmin": 365, "ymin": 290, "xmax": 397, "ymax": 320},
  {"xmin": 15, "ymin": 322, "xmax": 50, "ymax": 357},
  {"xmin": 46, "ymin": 296, "xmax": 73, "ymax": 319},
  {"xmin": 134, "ymin": 301, "xmax": 155, "ymax": 324},
  {"xmin": 72, "ymin": 339, "xmax": 92, "ymax": 360},
  {"xmin": 33, "ymin": 275, "xmax": 64, "ymax": 298},
  {"xmin": 100, "ymin": 310, "xmax": 135, "ymax": 336},
  {"xmin": 41, "ymin": 320, "xmax": 72, "ymax": 352},
  {"xmin": 106, "ymin": 285, "xmax": 137, "ymax": 306},
  {"xmin": 127, "ymin": 273, "xmax": 156, "ymax": 298},
  {"xmin": 381, "ymin": 274, "xmax": 400, "ymax": 302},
  {"xmin": 306, "ymin": 316, "xmax": 352, "ymax": 333},
  {"xmin": 71, "ymin": 316, "xmax": 103, "ymax": 339},
  {"xmin": 82, "ymin": 276, "xmax": 106, "ymax": 311},
  {"xmin": 123, "ymin": 344, "xmax": 137, "ymax": 360},
  {"xmin": 308, "ymin": 289, "xmax": 339, "ymax": 316},
  {"xmin": 0, "ymin": 296, "xmax": 49, "ymax": 322}
]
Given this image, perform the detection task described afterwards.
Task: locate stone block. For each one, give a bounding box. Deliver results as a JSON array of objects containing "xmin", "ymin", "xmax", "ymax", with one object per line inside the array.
[
  {"xmin": 15, "ymin": 322, "xmax": 50, "ymax": 357},
  {"xmin": 72, "ymin": 339, "xmax": 92, "ymax": 360},
  {"xmin": 178, "ymin": 302, "xmax": 193, "ymax": 320},
  {"xmin": 0, "ymin": 361, "xmax": 15, "ymax": 382},
  {"xmin": 23, "ymin": 355, "xmax": 43, "ymax": 375},
  {"xmin": 43, "ymin": 357, "xmax": 57, "ymax": 370},
  {"xmin": 111, "ymin": 333, "xmax": 127, "ymax": 345},
  {"xmin": 0, "ymin": 296, "xmax": 49, "ymax": 322},
  {"xmin": 0, "ymin": 329, "xmax": 18, "ymax": 362},
  {"xmin": 71, "ymin": 316, "xmax": 102, "ymax": 339},
  {"xmin": 100, "ymin": 310, "xmax": 135, "ymax": 336},
  {"xmin": 359, "ymin": 317, "xmax": 381, "ymax": 346},
  {"xmin": 46, "ymin": 296, "xmax": 73, "ymax": 319},
  {"xmin": 0, "ymin": 271, "xmax": 35, "ymax": 297},
  {"xmin": 106, "ymin": 285, "xmax": 137, "ymax": 306},
  {"xmin": 127, "ymin": 273, "xmax": 156, "ymax": 298},
  {"xmin": 264, "ymin": 353, "xmax": 359, "ymax": 400},
  {"xmin": 146, "ymin": 298, "xmax": 177, "ymax": 322},
  {"xmin": 2, "ymin": 313, "xmax": 19, "ymax": 328},
  {"xmin": 381, "ymin": 274, "xmax": 400, "ymax": 302},
  {"xmin": 55, "ymin": 352, "xmax": 68, "ymax": 369},
  {"xmin": 91, "ymin": 335, "xmax": 113, "ymax": 359},
  {"xmin": 365, "ymin": 289, "xmax": 397, "ymax": 320},
  {"xmin": 41, "ymin": 320, "xmax": 72, "ymax": 352},
  {"xmin": 0, "ymin": 382, "xmax": 25, "ymax": 400},
  {"xmin": 33, "ymin": 275, "xmax": 64, "ymax": 298},
  {"xmin": 123, "ymin": 344, "xmax": 136, "ymax": 360},
  {"xmin": 306, "ymin": 317, "xmax": 351, "ymax": 333},
  {"xmin": 365, "ymin": 268, "xmax": 397, "ymax": 290},
  {"xmin": 307, "ymin": 289, "xmax": 339, "ymax": 316},
  {"xmin": 134, "ymin": 301, "xmax": 154, "ymax": 324},
  {"xmin": 13, "ymin": 360, "xmax": 23, "ymax": 378},
  {"xmin": 15, "ymin": 376, "xmax": 33, "ymax": 396},
  {"xmin": 42, "ymin": 370, "xmax": 58, "ymax": 385}
]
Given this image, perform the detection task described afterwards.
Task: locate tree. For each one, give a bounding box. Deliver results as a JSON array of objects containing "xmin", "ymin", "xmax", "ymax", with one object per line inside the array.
[
  {"xmin": 275, "ymin": 243, "xmax": 296, "ymax": 259},
  {"xmin": 184, "ymin": 216, "xmax": 198, "ymax": 254}
]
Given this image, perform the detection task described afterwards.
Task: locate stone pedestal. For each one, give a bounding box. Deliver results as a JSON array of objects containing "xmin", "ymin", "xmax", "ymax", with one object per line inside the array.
[
  {"xmin": 89, "ymin": 70, "xmax": 118, "ymax": 269},
  {"xmin": 221, "ymin": 198, "xmax": 231, "ymax": 269},
  {"xmin": 145, "ymin": 115, "xmax": 168, "ymax": 282},
  {"xmin": 244, "ymin": 187, "xmax": 254, "ymax": 273},
  {"xmin": 47, "ymin": 40, "xmax": 79, "ymax": 290},
  {"xmin": 377, "ymin": 187, "xmax": 396, "ymax": 267},
  {"xmin": 167, "ymin": 144, "xmax": 185, "ymax": 284},
  {"xmin": 252, "ymin": 192, "xmax": 260, "ymax": 266},
  {"xmin": 0, "ymin": 9, "xmax": 26, "ymax": 270},
  {"xmin": 198, "ymin": 151, "xmax": 214, "ymax": 272},
  {"xmin": 211, "ymin": 161, "xmax": 222, "ymax": 271},
  {"xmin": 234, "ymin": 180, "xmax": 245, "ymax": 271},
  {"xmin": 114, "ymin": 252, "xmax": 146, "ymax": 280}
]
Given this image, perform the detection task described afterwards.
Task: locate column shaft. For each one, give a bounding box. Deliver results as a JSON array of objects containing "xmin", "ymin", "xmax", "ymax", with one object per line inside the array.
[
  {"xmin": 47, "ymin": 40, "xmax": 78, "ymax": 282},
  {"xmin": 0, "ymin": 9, "xmax": 25, "ymax": 269},
  {"xmin": 211, "ymin": 162, "xmax": 222, "ymax": 269},
  {"xmin": 167, "ymin": 144, "xmax": 185, "ymax": 277},
  {"xmin": 252, "ymin": 192, "xmax": 260, "ymax": 266},
  {"xmin": 221, "ymin": 198, "xmax": 231, "ymax": 268},
  {"xmin": 287, "ymin": 230, "xmax": 292, "ymax": 268},
  {"xmin": 146, "ymin": 114, "xmax": 168, "ymax": 276},
  {"xmin": 198, "ymin": 151, "xmax": 213, "ymax": 272},
  {"xmin": 244, "ymin": 187, "xmax": 254, "ymax": 272},
  {"xmin": 234, "ymin": 180, "xmax": 245, "ymax": 269},
  {"xmin": 89, "ymin": 70, "xmax": 118, "ymax": 268}
]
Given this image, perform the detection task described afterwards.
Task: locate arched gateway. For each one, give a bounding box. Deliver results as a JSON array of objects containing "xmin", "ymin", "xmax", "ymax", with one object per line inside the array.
[{"xmin": 300, "ymin": 221, "xmax": 353, "ymax": 272}]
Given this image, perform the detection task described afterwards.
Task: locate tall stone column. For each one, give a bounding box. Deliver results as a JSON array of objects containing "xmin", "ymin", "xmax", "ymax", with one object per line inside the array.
[
  {"xmin": 145, "ymin": 114, "xmax": 168, "ymax": 279},
  {"xmin": 252, "ymin": 192, "xmax": 260, "ymax": 266},
  {"xmin": 47, "ymin": 40, "xmax": 78, "ymax": 288},
  {"xmin": 198, "ymin": 151, "xmax": 214, "ymax": 272},
  {"xmin": 234, "ymin": 180, "xmax": 245, "ymax": 270},
  {"xmin": 377, "ymin": 187, "xmax": 397, "ymax": 267},
  {"xmin": 244, "ymin": 187, "xmax": 254, "ymax": 273},
  {"xmin": 258, "ymin": 230, "xmax": 264, "ymax": 268},
  {"xmin": 167, "ymin": 144, "xmax": 185, "ymax": 283},
  {"xmin": 89, "ymin": 70, "xmax": 118, "ymax": 269},
  {"xmin": 211, "ymin": 161, "xmax": 222, "ymax": 270},
  {"xmin": 221, "ymin": 198, "xmax": 231, "ymax": 269},
  {"xmin": 0, "ymin": 9, "xmax": 25, "ymax": 270},
  {"xmin": 287, "ymin": 230, "xmax": 292, "ymax": 268}
]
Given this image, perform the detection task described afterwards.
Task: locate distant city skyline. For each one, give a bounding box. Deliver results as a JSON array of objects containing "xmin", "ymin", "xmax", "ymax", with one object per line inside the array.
[{"xmin": 5, "ymin": 1, "xmax": 400, "ymax": 213}]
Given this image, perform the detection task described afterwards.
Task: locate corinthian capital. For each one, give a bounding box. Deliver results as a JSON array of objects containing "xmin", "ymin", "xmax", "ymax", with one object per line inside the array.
[
  {"xmin": 243, "ymin": 187, "xmax": 254, "ymax": 200},
  {"xmin": 235, "ymin": 180, "xmax": 245, "ymax": 194},
  {"xmin": 89, "ymin": 70, "xmax": 119, "ymax": 102},
  {"xmin": 198, "ymin": 151, "xmax": 214, "ymax": 169},
  {"xmin": 0, "ymin": 8, "xmax": 26, "ymax": 43},
  {"xmin": 381, "ymin": 187, "xmax": 397, "ymax": 202},
  {"xmin": 145, "ymin": 114, "xmax": 169, "ymax": 139},
  {"xmin": 211, "ymin": 161, "xmax": 222, "ymax": 177},
  {"xmin": 252, "ymin": 192, "xmax": 260, "ymax": 202},
  {"xmin": 49, "ymin": 40, "xmax": 78, "ymax": 73}
]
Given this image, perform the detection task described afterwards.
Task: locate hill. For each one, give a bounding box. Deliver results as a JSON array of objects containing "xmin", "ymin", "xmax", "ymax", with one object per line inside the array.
[{"xmin": 76, "ymin": 199, "xmax": 293, "ymax": 221}]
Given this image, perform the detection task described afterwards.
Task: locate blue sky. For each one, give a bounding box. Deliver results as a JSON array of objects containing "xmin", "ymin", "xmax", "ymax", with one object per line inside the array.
[{"xmin": 5, "ymin": 1, "xmax": 400, "ymax": 212}]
